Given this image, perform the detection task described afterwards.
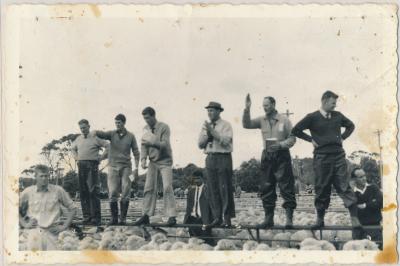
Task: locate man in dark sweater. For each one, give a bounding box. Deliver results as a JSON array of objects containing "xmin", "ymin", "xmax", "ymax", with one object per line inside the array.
[
  {"xmin": 292, "ymin": 90, "xmax": 362, "ymax": 233},
  {"xmin": 351, "ymin": 168, "xmax": 383, "ymax": 246},
  {"xmin": 95, "ymin": 114, "xmax": 140, "ymax": 226}
]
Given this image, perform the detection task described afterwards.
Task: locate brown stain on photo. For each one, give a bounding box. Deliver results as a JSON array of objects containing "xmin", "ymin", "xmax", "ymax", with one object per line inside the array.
[
  {"xmin": 138, "ymin": 17, "xmax": 144, "ymax": 23},
  {"xmin": 104, "ymin": 42, "xmax": 112, "ymax": 48},
  {"xmin": 375, "ymin": 238, "xmax": 398, "ymax": 264},
  {"xmin": 89, "ymin": 4, "xmax": 101, "ymax": 18},
  {"xmin": 82, "ymin": 250, "xmax": 118, "ymax": 263},
  {"xmin": 234, "ymin": 117, "xmax": 239, "ymax": 123},
  {"xmin": 382, "ymin": 203, "xmax": 397, "ymax": 212}
]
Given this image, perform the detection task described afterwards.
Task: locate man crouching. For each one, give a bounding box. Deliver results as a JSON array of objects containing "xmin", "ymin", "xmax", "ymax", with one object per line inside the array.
[{"xmin": 19, "ymin": 165, "xmax": 77, "ymax": 250}]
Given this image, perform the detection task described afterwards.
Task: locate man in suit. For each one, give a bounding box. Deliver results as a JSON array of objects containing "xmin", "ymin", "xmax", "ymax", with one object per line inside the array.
[{"xmin": 183, "ymin": 167, "xmax": 213, "ymax": 244}]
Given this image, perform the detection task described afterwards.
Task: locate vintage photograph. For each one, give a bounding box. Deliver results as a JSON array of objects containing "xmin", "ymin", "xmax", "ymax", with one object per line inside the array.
[{"xmin": 2, "ymin": 3, "xmax": 398, "ymax": 264}]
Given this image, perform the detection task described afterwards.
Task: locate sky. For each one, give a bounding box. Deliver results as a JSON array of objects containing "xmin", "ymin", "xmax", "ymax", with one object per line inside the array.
[{"xmin": 17, "ymin": 5, "xmax": 397, "ymax": 173}]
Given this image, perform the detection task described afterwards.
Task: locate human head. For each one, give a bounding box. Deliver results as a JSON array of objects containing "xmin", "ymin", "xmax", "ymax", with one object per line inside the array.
[
  {"xmin": 351, "ymin": 167, "xmax": 367, "ymax": 187},
  {"xmin": 114, "ymin": 114, "xmax": 126, "ymax": 131},
  {"xmin": 191, "ymin": 168, "xmax": 205, "ymax": 186},
  {"xmin": 142, "ymin": 107, "xmax": 157, "ymax": 128},
  {"xmin": 205, "ymin": 102, "xmax": 223, "ymax": 122},
  {"xmin": 321, "ymin": 90, "xmax": 338, "ymax": 112},
  {"xmin": 263, "ymin": 96, "xmax": 276, "ymax": 115},
  {"xmin": 78, "ymin": 119, "xmax": 90, "ymax": 135},
  {"xmin": 34, "ymin": 164, "xmax": 50, "ymax": 188}
]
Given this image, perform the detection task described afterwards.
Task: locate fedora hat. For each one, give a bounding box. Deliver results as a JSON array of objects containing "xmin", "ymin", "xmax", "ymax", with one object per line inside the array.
[{"xmin": 205, "ymin": 101, "xmax": 224, "ymax": 111}]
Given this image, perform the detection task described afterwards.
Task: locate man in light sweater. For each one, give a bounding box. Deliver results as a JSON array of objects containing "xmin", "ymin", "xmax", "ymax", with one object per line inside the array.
[
  {"xmin": 72, "ymin": 119, "xmax": 109, "ymax": 226},
  {"xmin": 292, "ymin": 90, "xmax": 362, "ymax": 235}
]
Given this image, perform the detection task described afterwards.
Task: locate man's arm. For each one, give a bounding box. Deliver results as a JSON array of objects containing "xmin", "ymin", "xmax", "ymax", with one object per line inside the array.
[
  {"xmin": 149, "ymin": 124, "xmax": 170, "ymax": 151},
  {"xmin": 366, "ymin": 186, "xmax": 383, "ymax": 210},
  {"xmin": 198, "ymin": 125, "xmax": 209, "ymax": 149},
  {"xmin": 131, "ymin": 135, "xmax": 140, "ymax": 169},
  {"xmin": 19, "ymin": 190, "xmax": 37, "ymax": 229},
  {"xmin": 340, "ymin": 113, "xmax": 355, "ymax": 140},
  {"xmin": 49, "ymin": 188, "xmax": 76, "ymax": 234},
  {"xmin": 71, "ymin": 139, "xmax": 78, "ymax": 161},
  {"xmin": 279, "ymin": 118, "xmax": 296, "ymax": 149},
  {"xmin": 97, "ymin": 138, "xmax": 109, "ymax": 160},
  {"xmin": 209, "ymin": 121, "xmax": 233, "ymax": 147},
  {"xmin": 291, "ymin": 114, "xmax": 313, "ymax": 142},
  {"xmin": 242, "ymin": 109, "xmax": 261, "ymax": 129},
  {"xmin": 95, "ymin": 130, "xmax": 112, "ymax": 140}
]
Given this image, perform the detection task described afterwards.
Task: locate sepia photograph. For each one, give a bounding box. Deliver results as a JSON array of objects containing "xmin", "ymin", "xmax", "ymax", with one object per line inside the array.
[{"xmin": 2, "ymin": 2, "xmax": 398, "ymax": 264}]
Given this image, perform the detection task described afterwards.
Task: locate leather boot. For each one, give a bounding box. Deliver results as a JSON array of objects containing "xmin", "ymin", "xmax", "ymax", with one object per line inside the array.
[
  {"xmin": 133, "ymin": 214, "xmax": 150, "ymax": 226},
  {"xmin": 119, "ymin": 200, "xmax": 129, "ymax": 225},
  {"xmin": 285, "ymin": 208, "xmax": 294, "ymax": 229},
  {"xmin": 107, "ymin": 202, "xmax": 119, "ymax": 226},
  {"xmin": 257, "ymin": 207, "xmax": 274, "ymax": 229},
  {"xmin": 311, "ymin": 209, "xmax": 325, "ymax": 230}
]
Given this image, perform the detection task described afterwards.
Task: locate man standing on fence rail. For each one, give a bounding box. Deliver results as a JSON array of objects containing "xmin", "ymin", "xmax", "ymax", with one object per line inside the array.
[
  {"xmin": 134, "ymin": 107, "xmax": 177, "ymax": 226},
  {"xmin": 292, "ymin": 90, "xmax": 363, "ymax": 234},
  {"xmin": 95, "ymin": 114, "xmax": 140, "ymax": 226},
  {"xmin": 198, "ymin": 101, "xmax": 235, "ymax": 227},
  {"xmin": 242, "ymin": 94, "xmax": 297, "ymax": 229},
  {"xmin": 72, "ymin": 119, "xmax": 109, "ymax": 226}
]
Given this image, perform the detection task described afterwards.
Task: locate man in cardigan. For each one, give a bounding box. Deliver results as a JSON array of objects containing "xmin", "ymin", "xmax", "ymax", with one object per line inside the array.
[
  {"xmin": 292, "ymin": 90, "xmax": 362, "ymax": 233},
  {"xmin": 351, "ymin": 168, "xmax": 383, "ymax": 247},
  {"xmin": 242, "ymin": 94, "xmax": 297, "ymax": 229}
]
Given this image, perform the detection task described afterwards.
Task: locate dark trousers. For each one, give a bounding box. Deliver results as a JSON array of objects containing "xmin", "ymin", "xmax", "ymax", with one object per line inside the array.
[
  {"xmin": 260, "ymin": 149, "xmax": 297, "ymax": 209},
  {"xmin": 77, "ymin": 160, "xmax": 101, "ymax": 222},
  {"xmin": 313, "ymin": 152, "xmax": 357, "ymax": 210},
  {"xmin": 205, "ymin": 153, "xmax": 235, "ymax": 220},
  {"xmin": 185, "ymin": 215, "xmax": 213, "ymax": 245}
]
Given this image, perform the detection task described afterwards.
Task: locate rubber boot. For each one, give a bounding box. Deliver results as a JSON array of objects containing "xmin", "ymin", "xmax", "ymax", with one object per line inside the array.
[
  {"xmin": 107, "ymin": 202, "xmax": 119, "ymax": 226},
  {"xmin": 257, "ymin": 207, "xmax": 274, "ymax": 229},
  {"xmin": 311, "ymin": 209, "xmax": 325, "ymax": 230},
  {"xmin": 285, "ymin": 208, "xmax": 294, "ymax": 229},
  {"xmin": 119, "ymin": 200, "xmax": 129, "ymax": 225}
]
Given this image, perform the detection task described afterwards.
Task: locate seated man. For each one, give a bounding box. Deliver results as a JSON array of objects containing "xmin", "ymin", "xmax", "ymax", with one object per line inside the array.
[
  {"xmin": 350, "ymin": 167, "xmax": 383, "ymax": 247},
  {"xmin": 19, "ymin": 165, "xmax": 77, "ymax": 250},
  {"xmin": 183, "ymin": 168, "xmax": 213, "ymax": 245}
]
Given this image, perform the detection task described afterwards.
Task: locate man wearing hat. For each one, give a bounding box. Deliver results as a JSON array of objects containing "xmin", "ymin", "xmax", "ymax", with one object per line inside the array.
[
  {"xmin": 242, "ymin": 94, "xmax": 297, "ymax": 229},
  {"xmin": 198, "ymin": 101, "xmax": 235, "ymax": 227}
]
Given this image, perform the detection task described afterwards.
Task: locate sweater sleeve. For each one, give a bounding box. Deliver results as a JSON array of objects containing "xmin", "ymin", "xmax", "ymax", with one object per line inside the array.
[
  {"xmin": 340, "ymin": 113, "xmax": 355, "ymax": 140},
  {"xmin": 366, "ymin": 185, "xmax": 383, "ymax": 210},
  {"xmin": 291, "ymin": 113, "xmax": 313, "ymax": 142}
]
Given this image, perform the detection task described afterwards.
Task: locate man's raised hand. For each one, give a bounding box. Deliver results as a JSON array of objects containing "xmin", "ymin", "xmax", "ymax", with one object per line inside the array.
[{"xmin": 245, "ymin": 93, "xmax": 252, "ymax": 110}]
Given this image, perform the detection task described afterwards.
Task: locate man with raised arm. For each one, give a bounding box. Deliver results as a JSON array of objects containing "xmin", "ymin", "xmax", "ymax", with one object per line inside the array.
[
  {"xmin": 292, "ymin": 90, "xmax": 362, "ymax": 234},
  {"xmin": 95, "ymin": 114, "xmax": 140, "ymax": 225},
  {"xmin": 242, "ymin": 94, "xmax": 297, "ymax": 229}
]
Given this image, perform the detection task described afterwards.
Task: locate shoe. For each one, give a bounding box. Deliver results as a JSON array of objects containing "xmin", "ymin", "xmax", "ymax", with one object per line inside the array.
[
  {"xmin": 82, "ymin": 217, "xmax": 92, "ymax": 225},
  {"xmin": 166, "ymin": 217, "xmax": 177, "ymax": 226},
  {"xmin": 285, "ymin": 208, "xmax": 294, "ymax": 229},
  {"xmin": 90, "ymin": 218, "xmax": 101, "ymax": 226},
  {"xmin": 311, "ymin": 209, "xmax": 325, "ymax": 230},
  {"xmin": 107, "ymin": 202, "xmax": 119, "ymax": 226},
  {"xmin": 209, "ymin": 218, "xmax": 222, "ymax": 227},
  {"xmin": 119, "ymin": 201, "xmax": 129, "ymax": 225},
  {"xmin": 222, "ymin": 216, "xmax": 231, "ymax": 227},
  {"xmin": 133, "ymin": 214, "xmax": 150, "ymax": 226},
  {"xmin": 257, "ymin": 208, "xmax": 274, "ymax": 229}
]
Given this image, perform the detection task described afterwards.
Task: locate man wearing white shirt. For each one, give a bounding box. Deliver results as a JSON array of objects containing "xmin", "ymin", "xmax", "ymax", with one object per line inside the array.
[{"xmin": 183, "ymin": 168, "xmax": 213, "ymax": 243}]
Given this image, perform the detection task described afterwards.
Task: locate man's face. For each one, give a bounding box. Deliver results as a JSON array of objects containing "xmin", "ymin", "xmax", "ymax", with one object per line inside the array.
[
  {"xmin": 322, "ymin": 97, "xmax": 337, "ymax": 112},
  {"xmin": 263, "ymin": 98, "xmax": 275, "ymax": 115},
  {"xmin": 207, "ymin": 108, "xmax": 220, "ymax": 122},
  {"xmin": 192, "ymin": 175, "xmax": 203, "ymax": 186},
  {"xmin": 79, "ymin": 123, "xmax": 90, "ymax": 135},
  {"xmin": 35, "ymin": 170, "xmax": 49, "ymax": 188},
  {"xmin": 115, "ymin": 119, "xmax": 125, "ymax": 131},
  {"xmin": 354, "ymin": 169, "xmax": 367, "ymax": 187},
  {"xmin": 143, "ymin": 114, "xmax": 156, "ymax": 127}
]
